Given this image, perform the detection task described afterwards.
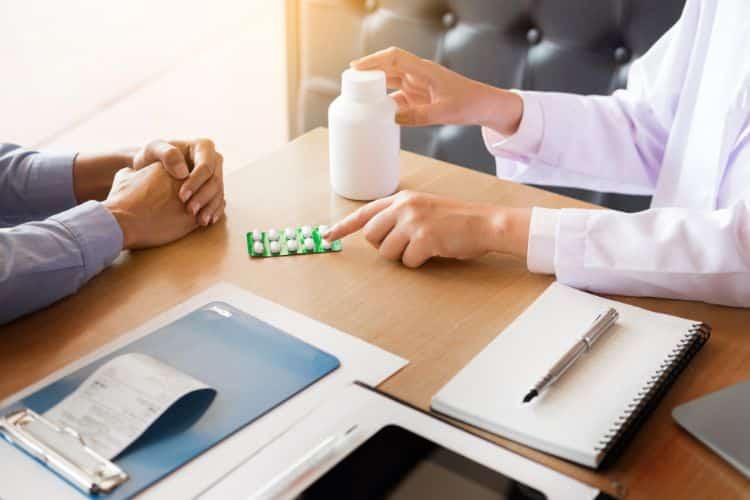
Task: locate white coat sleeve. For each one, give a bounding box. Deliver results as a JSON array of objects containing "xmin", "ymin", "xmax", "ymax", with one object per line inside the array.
[
  {"xmin": 525, "ymin": 203, "xmax": 750, "ymax": 307},
  {"xmin": 483, "ymin": 0, "xmax": 700, "ymax": 195}
]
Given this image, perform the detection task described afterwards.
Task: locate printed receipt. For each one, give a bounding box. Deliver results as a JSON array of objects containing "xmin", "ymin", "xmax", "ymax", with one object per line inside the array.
[{"xmin": 44, "ymin": 353, "xmax": 215, "ymax": 459}]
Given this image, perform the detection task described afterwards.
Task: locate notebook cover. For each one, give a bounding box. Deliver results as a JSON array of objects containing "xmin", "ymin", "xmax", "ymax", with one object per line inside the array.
[
  {"xmin": 0, "ymin": 302, "xmax": 340, "ymax": 499},
  {"xmin": 430, "ymin": 283, "xmax": 711, "ymax": 469}
]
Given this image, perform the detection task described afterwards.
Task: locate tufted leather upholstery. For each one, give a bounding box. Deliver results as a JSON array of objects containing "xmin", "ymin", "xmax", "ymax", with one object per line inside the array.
[{"xmin": 287, "ymin": 0, "xmax": 685, "ymax": 211}]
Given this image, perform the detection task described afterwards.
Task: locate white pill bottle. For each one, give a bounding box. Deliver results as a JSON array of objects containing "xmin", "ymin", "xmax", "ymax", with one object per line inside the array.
[{"xmin": 328, "ymin": 69, "xmax": 400, "ymax": 200}]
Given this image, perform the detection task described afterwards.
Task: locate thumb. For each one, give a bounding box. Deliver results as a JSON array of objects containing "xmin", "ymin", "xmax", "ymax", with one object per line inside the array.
[
  {"xmin": 395, "ymin": 102, "xmax": 451, "ymax": 126},
  {"xmin": 112, "ymin": 166, "xmax": 135, "ymax": 183}
]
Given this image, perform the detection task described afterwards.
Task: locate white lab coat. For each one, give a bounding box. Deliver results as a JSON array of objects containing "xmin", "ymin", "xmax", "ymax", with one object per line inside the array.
[{"xmin": 483, "ymin": 0, "xmax": 750, "ymax": 307}]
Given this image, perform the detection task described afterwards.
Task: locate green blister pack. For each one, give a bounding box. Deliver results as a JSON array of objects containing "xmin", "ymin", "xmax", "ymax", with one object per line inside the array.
[{"xmin": 247, "ymin": 225, "xmax": 342, "ymax": 257}]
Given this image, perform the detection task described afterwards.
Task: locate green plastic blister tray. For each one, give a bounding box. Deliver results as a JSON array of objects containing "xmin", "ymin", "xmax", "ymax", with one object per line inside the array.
[{"xmin": 247, "ymin": 226, "xmax": 342, "ymax": 257}]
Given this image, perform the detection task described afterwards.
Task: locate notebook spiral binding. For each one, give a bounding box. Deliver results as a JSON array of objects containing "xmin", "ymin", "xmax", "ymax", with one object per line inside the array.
[{"xmin": 593, "ymin": 322, "xmax": 711, "ymax": 467}]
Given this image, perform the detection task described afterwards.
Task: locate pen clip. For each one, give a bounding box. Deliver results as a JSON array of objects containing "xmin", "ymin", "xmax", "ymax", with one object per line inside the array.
[{"xmin": 582, "ymin": 308, "xmax": 619, "ymax": 348}]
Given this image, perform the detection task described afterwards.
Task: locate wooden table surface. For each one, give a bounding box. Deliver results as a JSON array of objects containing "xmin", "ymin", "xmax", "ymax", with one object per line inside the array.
[{"xmin": 2, "ymin": 128, "xmax": 748, "ymax": 499}]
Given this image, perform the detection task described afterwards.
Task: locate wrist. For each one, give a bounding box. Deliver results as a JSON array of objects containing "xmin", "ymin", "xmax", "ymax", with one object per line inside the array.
[
  {"xmin": 103, "ymin": 202, "xmax": 136, "ymax": 250},
  {"xmin": 473, "ymin": 85, "xmax": 523, "ymax": 136},
  {"xmin": 73, "ymin": 152, "xmax": 133, "ymax": 203},
  {"xmin": 484, "ymin": 206, "xmax": 531, "ymax": 258}
]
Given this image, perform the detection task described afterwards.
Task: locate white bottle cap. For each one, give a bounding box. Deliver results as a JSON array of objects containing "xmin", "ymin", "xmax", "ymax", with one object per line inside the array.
[{"xmin": 341, "ymin": 69, "xmax": 386, "ymax": 102}]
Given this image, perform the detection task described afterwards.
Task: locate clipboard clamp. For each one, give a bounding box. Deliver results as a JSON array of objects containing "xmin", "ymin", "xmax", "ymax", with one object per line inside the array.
[{"xmin": 0, "ymin": 408, "xmax": 128, "ymax": 495}]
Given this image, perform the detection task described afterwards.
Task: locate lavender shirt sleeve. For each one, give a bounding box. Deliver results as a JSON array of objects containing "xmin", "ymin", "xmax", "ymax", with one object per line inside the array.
[
  {"xmin": 0, "ymin": 145, "xmax": 123, "ymax": 324},
  {"xmin": 0, "ymin": 144, "xmax": 79, "ymax": 226}
]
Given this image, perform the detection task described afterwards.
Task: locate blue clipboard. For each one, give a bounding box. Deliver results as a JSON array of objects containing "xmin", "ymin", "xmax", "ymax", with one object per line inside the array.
[{"xmin": 0, "ymin": 302, "xmax": 341, "ymax": 499}]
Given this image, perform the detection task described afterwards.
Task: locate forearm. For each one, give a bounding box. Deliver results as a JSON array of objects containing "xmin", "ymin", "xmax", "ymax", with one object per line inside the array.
[
  {"xmin": 0, "ymin": 201, "xmax": 123, "ymax": 324},
  {"xmin": 524, "ymin": 203, "xmax": 750, "ymax": 307},
  {"xmin": 0, "ymin": 144, "xmax": 77, "ymax": 225},
  {"xmin": 72, "ymin": 150, "xmax": 135, "ymax": 202}
]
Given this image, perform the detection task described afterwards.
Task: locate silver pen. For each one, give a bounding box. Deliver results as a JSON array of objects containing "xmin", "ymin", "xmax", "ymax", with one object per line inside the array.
[{"xmin": 522, "ymin": 308, "xmax": 619, "ymax": 404}]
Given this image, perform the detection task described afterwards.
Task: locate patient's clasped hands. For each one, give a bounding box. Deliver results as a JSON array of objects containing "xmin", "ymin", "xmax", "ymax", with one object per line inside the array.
[{"xmin": 100, "ymin": 139, "xmax": 224, "ymax": 250}]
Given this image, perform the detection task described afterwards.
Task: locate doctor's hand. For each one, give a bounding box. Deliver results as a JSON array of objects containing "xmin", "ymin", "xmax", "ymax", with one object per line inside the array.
[
  {"xmin": 104, "ymin": 163, "xmax": 199, "ymax": 250},
  {"xmin": 323, "ymin": 191, "xmax": 531, "ymax": 268},
  {"xmin": 132, "ymin": 139, "xmax": 225, "ymax": 227},
  {"xmin": 351, "ymin": 47, "xmax": 523, "ymax": 135}
]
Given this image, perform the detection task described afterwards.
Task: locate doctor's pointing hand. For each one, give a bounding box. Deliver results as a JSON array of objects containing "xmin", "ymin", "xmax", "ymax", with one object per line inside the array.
[{"xmin": 326, "ymin": 0, "xmax": 750, "ymax": 308}]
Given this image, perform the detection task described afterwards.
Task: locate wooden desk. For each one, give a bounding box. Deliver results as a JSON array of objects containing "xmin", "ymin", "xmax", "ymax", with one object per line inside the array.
[{"xmin": 2, "ymin": 128, "xmax": 748, "ymax": 499}]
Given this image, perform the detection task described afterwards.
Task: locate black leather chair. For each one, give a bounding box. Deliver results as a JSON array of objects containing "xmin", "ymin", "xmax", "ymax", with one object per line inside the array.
[{"xmin": 286, "ymin": 0, "xmax": 685, "ymax": 212}]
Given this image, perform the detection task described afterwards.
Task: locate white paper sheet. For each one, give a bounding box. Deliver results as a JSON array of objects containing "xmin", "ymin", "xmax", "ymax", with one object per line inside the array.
[
  {"xmin": 0, "ymin": 283, "xmax": 407, "ymax": 499},
  {"xmin": 200, "ymin": 383, "xmax": 600, "ymax": 500},
  {"xmin": 44, "ymin": 353, "xmax": 214, "ymax": 459}
]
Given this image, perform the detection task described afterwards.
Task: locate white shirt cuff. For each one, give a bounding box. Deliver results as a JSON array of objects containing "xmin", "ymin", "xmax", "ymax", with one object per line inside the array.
[
  {"xmin": 481, "ymin": 91, "xmax": 544, "ymax": 157},
  {"xmin": 527, "ymin": 207, "xmax": 560, "ymax": 275}
]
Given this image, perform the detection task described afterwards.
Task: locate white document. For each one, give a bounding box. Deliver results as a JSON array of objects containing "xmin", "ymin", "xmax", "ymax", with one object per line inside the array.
[
  {"xmin": 0, "ymin": 283, "xmax": 407, "ymax": 500},
  {"xmin": 200, "ymin": 383, "xmax": 600, "ymax": 500},
  {"xmin": 44, "ymin": 353, "xmax": 214, "ymax": 459}
]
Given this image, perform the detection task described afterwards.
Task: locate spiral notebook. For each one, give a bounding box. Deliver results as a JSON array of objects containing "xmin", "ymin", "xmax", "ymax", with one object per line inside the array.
[{"xmin": 431, "ymin": 283, "xmax": 710, "ymax": 468}]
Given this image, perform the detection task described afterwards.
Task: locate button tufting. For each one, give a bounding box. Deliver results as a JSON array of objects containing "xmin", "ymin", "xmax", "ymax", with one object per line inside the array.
[
  {"xmin": 526, "ymin": 27, "xmax": 542, "ymax": 45},
  {"xmin": 614, "ymin": 46, "xmax": 630, "ymax": 64},
  {"xmin": 364, "ymin": 0, "xmax": 377, "ymax": 13},
  {"xmin": 441, "ymin": 11, "xmax": 457, "ymax": 29}
]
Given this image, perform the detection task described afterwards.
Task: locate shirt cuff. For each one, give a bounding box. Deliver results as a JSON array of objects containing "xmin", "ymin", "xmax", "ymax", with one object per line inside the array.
[
  {"xmin": 526, "ymin": 207, "xmax": 560, "ymax": 275},
  {"xmin": 50, "ymin": 201, "xmax": 123, "ymax": 281},
  {"xmin": 481, "ymin": 91, "xmax": 544, "ymax": 157},
  {"xmin": 28, "ymin": 152, "xmax": 78, "ymax": 213}
]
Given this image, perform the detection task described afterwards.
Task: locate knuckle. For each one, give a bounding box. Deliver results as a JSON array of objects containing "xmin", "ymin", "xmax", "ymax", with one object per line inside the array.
[
  {"xmin": 197, "ymin": 137, "xmax": 215, "ymax": 149},
  {"xmin": 387, "ymin": 46, "xmax": 402, "ymax": 64},
  {"xmin": 354, "ymin": 206, "xmax": 369, "ymax": 223},
  {"xmin": 402, "ymin": 209, "xmax": 421, "ymax": 226},
  {"xmin": 113, "ymin": 167, "xmax": 129, "ymax": 180},
  {"xmin": 395, "ymin": 190, "xmax": 416, "ymax": 204},
  {"xmin": 412, "ymin": 227, "xmax": 428, "ymax": 241},
  {"xmin": 196, "ymin": 161, "xmax": 215, "ymax": 176},
  {"xmin": 362, "ymin": 224, "xmax": 377, "ymax": 244},
  {"xmin": 402, "ymin": 193, "xmax": 424, "ymax": 210},
  {"xmin": 132, "ymin": 150, "xmax": 145, "ymax": 168},
  {"xmin": 163, "ymin": 147, "xmax": 182, "ymax": 164}
]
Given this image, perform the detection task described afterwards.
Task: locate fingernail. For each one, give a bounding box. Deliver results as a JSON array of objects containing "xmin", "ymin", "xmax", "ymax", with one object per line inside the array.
[
  {"xmin": 180, "ymin": 189, "xmax": 192, "ymax": 202},
  {"xmin": 212, "ymin": 214, "xmax": 219, "ymax": 224},
  {"xmin": 201, "ymin": 215, "xmax": 210, "ymax": 226},
  {"xmin": 191, "ymin": 203, "xmax": 199, "ymax": 215}
]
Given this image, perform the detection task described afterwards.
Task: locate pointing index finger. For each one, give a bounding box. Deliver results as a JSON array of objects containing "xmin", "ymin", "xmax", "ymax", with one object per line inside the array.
[
  {"xmin": 351, "ymin": 47, "xmax": 433, "ymax": 80},
  {"xmin": 324, "ymin": 195, "xmax": 397, "ymax": 241}
]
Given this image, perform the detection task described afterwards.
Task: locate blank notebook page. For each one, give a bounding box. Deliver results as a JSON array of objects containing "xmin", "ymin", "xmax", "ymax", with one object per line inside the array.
[{"xmin": 431, "ymin": 283, "xmax": 696, "ymax": 467}]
